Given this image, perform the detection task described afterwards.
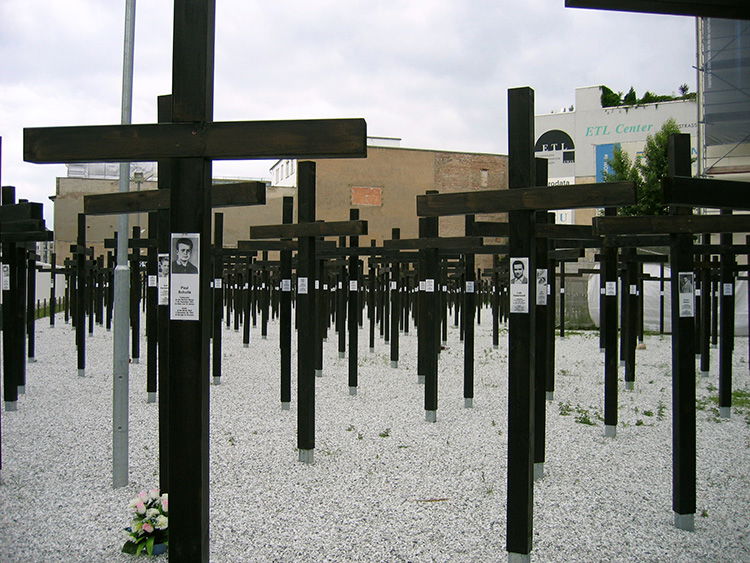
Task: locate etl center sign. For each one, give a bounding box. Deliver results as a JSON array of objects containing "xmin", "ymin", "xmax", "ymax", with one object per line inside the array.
[{"xmin": 585, "ymin": 123, "xmax": 654, "ymax": 136}]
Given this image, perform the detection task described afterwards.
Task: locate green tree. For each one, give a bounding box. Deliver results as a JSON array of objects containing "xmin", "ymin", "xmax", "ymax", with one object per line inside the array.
[
  {"xmin": 602, "ymin": 118, "xmax": 682, "ymax": 216},
  {"xmin": 623, "ymin": 86, "xmax": 637, "ymax": 105}
]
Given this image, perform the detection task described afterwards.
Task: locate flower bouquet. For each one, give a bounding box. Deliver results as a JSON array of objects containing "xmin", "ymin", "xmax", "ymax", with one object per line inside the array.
[{"xmin": 122, "ymin": 489, "xmax": 168, "ymax": 556}]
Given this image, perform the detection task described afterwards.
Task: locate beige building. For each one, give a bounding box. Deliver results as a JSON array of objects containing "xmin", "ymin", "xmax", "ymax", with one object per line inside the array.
[{"xmin": 51, "ymin": 141, "xmax": 508, "ymax": 266}]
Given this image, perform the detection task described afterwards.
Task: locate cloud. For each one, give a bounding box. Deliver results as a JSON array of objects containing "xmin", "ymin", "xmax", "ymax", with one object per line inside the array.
[{"xmin": 0, "ymin": 1, "xmax": 696, "ymax": 227}]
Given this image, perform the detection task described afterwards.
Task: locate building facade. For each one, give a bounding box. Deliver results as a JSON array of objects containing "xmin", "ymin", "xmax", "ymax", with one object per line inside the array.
[
  {"xmin": 535, "ymin": 85, "xmax": 698, "ymax": 225},
  {"xmin": 51, "ymin": 142, "xmax": 508, "ymax": 265}
]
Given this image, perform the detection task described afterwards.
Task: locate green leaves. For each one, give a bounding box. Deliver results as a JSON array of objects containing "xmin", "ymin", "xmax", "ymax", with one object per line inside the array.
[{"xmin": 603, "ymin": 118, "xmax": 683, "ymax": 216}]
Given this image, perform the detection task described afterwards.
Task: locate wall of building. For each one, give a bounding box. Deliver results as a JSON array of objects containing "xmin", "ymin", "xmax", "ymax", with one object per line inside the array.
[
  {"xmin": 53, "ymin": 177, "xmax": 154, "ymax": 262},
  {"xmin": 52, "ymin": 146, "xmax": 508, "ymax": 268},
  {"xmin": 535, "ymin": 85, "xmax": 698, "ymax": 225}
]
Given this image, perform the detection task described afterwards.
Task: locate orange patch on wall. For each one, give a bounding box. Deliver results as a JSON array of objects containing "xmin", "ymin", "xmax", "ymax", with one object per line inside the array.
[{"xmin": 351, "ymin": 186, "xmax": 382, "ymax": 206}]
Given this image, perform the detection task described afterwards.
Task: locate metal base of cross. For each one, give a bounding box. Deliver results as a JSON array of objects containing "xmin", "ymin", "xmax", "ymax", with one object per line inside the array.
[
  {"xmin": 132, "ymin": 358, "xmax": 139, "ymax": 364},
  {"xmin": 349, "ymin": 387, "xmax": 357, "ymax": 396},
  {"xmin": 28, "ymin": 357, "xmax": 36, "ymax": 363},
  {"xmin": 700, "ymin": 370, "xmax": 709, "ymax": 378},
  {"xmin": 281, "ymin": 402, "xmax": 290, "ymax": 411},
  {"xmin": 720, "ymin": 406, "xmax": 731, "ymax": 418},
  {"xmin": 298, "ymin": 449, "xmax": 314, "ymax": 464},
  {"xmin": 508, "ymin": 552, "xmax": 530, "ymax": 563},
  {"xmin": 78, "ymin": 369, "xmax": 85, "ymax": 377},
  {"xmin": 147, "ymin": 392, "xmax": 156, "ymax": 403},
  {"xmin": 625, "ymin": 381, "xmax": 635, "ymax": 391},
  {"xmin": 5, "ymin": 401, "xmax": 17, "ymax": 412},
  {"xmin": 417, "ymin": 375, "xmax": 425, "ymax": 384},
  {"xmin": 604, "ymin": 425, "xmax": 616, "ymax": 438},
  {"xmin": 212, "ymin": 377, "xmax": 221, "ymax": 386},
  {"xmin": 674, "ymin": 512, "xmax": 694, "ymax": 531},
  {"xmin": 546, "ymin": 392, "xmax": 554, "ymax": 401},
  {"xmin": 17, "ymin": 385, "xmax": 25, "ymax": 395},
  {"xmin": 339, "ymin": 352, "xmax": 345, "ymax": 359},
  {"xmin": 390, "ymin": 361, "xmax": 398, "ymax": 368},
  {"xmin": 533, "ymin": 462, "xmax": 544, "ymax": 481},
  {"xmin": 464, "ymin": 398, "xmax": 473, "ymax": 408},
  {"xmin": 315, "ymin": 369, "xmax": 323, "ymax": 378},
  {"xmin": 425, "ymin": 410, "xmax": 436, "ymax": 423}
]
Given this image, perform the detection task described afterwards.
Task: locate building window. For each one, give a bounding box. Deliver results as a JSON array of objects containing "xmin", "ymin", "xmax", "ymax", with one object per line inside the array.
[
  {"xmin": 480, "ymin": 169, "xmax": 489, "ymax": 187},
  {"xmin": 351, "ymin": 186, "xmax": 383, "ymax": 206}
]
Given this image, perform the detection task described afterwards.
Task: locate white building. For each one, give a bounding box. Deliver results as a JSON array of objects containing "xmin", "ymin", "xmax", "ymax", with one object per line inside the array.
[{"xmin": 535, "ymin": 85, "xmax": 698, "ymax": 224}]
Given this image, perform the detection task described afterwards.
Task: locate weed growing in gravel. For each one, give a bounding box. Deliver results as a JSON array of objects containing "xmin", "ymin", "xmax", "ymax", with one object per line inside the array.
[
  {"xmin": 346, "ymin": 424, "xmax": 355, "ymax": 432},
  {"xmin": 559, "ymin": 402, "xmax": 573, "ymax": 416},
  {"xmin": 379, "ymin": 428, "xmax": 391, "ymax": 438},
  {"xmin": 574, "ymin": 405, "xmax": 597, "ymax": 426},
  {"xmin": 657, "ymin": 401, "xmax": 667, "ymax": 420}
]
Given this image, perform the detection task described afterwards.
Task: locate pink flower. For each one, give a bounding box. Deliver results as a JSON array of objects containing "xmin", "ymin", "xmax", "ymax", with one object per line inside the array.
[
  {"xmin": 135, "ymin": 501, "xmax": 146, "ymax": 515},
  {"xmin": 161, "ymin": 498, "xmax": 168, "ymax": 512},
  {"xmin": 138, "ymin": 490, "xmax": 149, "ymax": 502},
  {"xmin": 142, "ymin": 523, "xmax": 154, "ymax": 534}
]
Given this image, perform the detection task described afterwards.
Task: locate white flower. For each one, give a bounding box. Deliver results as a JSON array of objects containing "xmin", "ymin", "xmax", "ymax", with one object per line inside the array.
[
  {"xmin": 149, "ymin": 488, "xmax": 160, "ymax": 500},
  {"xmin": 154, "ymin": 515, "xmax": 168, "ymax": 530},
  {"xmin": 146, "ymin": 508, "xmax": 160, "ymax": 519}
]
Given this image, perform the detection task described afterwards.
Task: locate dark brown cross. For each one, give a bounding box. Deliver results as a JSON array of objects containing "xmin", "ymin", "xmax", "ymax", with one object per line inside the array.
[
  {"xmin": 23, "ymin": 2, "xmax": 366, "ymax": 560},
  {"xmin": 413, "ymin": 87, "xmax": 636, "ymax": 560}
]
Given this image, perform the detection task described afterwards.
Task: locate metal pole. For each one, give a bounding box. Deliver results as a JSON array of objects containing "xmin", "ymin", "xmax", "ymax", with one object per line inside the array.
[{"xmin": 113, "ymin": 0, "xmax": 136, "ymax": 489}]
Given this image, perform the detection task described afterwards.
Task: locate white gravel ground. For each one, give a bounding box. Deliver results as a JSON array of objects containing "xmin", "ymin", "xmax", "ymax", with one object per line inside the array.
[{"xmin": 1, "ymin": 310, "xmax": 749, "ymax": 562}]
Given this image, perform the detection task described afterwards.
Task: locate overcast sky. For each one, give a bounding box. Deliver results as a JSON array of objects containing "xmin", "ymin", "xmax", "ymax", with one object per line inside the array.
[{"xmin": 1, "ymin": 1, "xmax": 697, "ymax": 225}]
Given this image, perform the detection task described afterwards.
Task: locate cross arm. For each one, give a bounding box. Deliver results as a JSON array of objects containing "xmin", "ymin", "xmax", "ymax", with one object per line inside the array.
[
  {"xmin": 662, "ymin": 176, "xmax": 750, "ymax": 210},
  {"xmin": 0, "ymin": 201, "xmax": 44, "ymax": 222},
  {"xmin": 24, "ymin": 118, "xmax": 367, "ymax": 163},
  {"xmin": 416, "ymin": 182, "xmax": 635, "ymax": 217},
  {"xmin": 83, "ymin": 181, "xmax": 266, "ymax": 215},
  {"xmin": 383, "ymin": 236, "xmax": 484, "ymax": 250},
  {"xmin": 564, "ymin": 0, "xmax": 749, "ymax": 20},
  {"xmin": 249, "ymin": 220, "xmax": 368, "ymax": 239},
  {"xmin": 594, "ymin": 214, "xmax": 750, "ymax": 235}
]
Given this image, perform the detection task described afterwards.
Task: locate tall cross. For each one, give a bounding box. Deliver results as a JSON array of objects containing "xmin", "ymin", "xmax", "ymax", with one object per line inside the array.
[{"xmin": 23, "ymin": 2, "xmax": 366, "ymax": 560}]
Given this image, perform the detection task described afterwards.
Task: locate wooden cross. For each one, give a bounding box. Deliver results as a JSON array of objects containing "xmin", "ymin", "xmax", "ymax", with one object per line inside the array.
[
  {"xmin": 1, "ymin": 187, "xmax": 53, "ymax": 416},
  {"xmin": 248, "ymin": 164, "xmax": 368, "ymax": 459},
  {"xmin": 594, "ymin": 135, "xmax": 750, "ymax": 531},
  {"xmin": 23, "ymin": 2, "xmax": 366, "ymax": 559},
  {"xmin": 414, "ymin": 87, "xmax": 636, "ymax": 560}
]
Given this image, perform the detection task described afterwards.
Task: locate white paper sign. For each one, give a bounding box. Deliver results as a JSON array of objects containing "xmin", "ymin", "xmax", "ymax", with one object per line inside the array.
[
  {"xmin": 214, "ymin": 278, "xmax": 222, "ymax": 289},
  {"xmin": 629, "ymin": 284, "xmax": 637, "ymax": 295},
  {"xmin": 509, "ymin": 257, "xmax": 529, "ymax": 313},
  {"xmin": 695, "ymin": 288, "xmax": 701, "ymax": 297},
  {"xmin": 281, "ymin": 279, "xmax": 291, "ymax": 292},
  {"xmin": 170, "ymin": 233, "xmax": 200, "ymax": 321},
  {"xmin": 678, "ymin": 272, "xmax": 695, "ymax": 317},
  {"xmin": 723, "ymin": 283, "xmax": 733, "ymax": 296},
  {"xmin": 442, "ymin": 285, "xmax": 448, "ymax": 292},
  {"xmin": 425, "ymin": 279, "xmax": 435, "ymax": 293},
  {"xmin": 158, "ymin": 254, "xmax": 169, "ymax": 305},
  {"xmin": 2, "ymin": 263, "xmax": 9, "ymax": 291},
  {"xmin": 338, "ymin": 281, "xmax": 342, "ymax": 290},
  {"xmin": 298, "ymin": 277, "xmax": 308, "ymax": 294},
  {"xmin": 536, "ymin": 269, "xmax": 547, "ymax": 305},
  {"xmin": 349, "ymin": 280, "xmax": 358, "ymax": 291},
  {"xmin": 466, "ymin": 281, "xmax": 475, "ymax": 294},
  {"xmin": 148, "ymin": 275, "xmax": 157, "ymax": 288},
  {"xmin": 316, "ymin": 280, "xmax": 321, "ymax": 290},
  {"xmin": 419, "ymin": 281, "xmax": 426, "ymax": 291},
  {"xmin": 390, "ymin": 281, "xmax": 397, "ymax": 290},
  {"xmin": 605, "ymin": 281, "xmax": 617, "ymax": 296}
]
